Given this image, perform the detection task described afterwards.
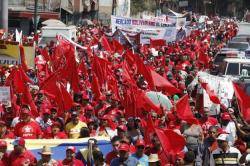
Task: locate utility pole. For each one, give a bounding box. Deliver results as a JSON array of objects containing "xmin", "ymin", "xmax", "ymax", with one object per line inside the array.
[
  {"xmin": 0, "ymin": 0, "xmax": 8, "ymax": 35},
  {"xmin": 34, "ymin": 0, "xmax": 38, "ymax": 35},
  {"xmin": 112, "ymin": 0, "xmax": 116, "ymax": 15}
]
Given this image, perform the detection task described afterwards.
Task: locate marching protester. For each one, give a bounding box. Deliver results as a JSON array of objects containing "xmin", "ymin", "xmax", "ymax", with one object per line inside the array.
[
  {"xmin": 37, "ymin": 145, "xmax": 58, "ymax": 166},
  {"xmin": 9, "ymin": 138, "xmax": 37, "ymax": 166},
  {"xmin": 60, "ymin": 146, "xmax": 84, "ymax": 166}
]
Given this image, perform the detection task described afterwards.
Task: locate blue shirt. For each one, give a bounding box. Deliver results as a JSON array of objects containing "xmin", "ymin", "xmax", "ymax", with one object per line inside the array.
[
  {"xmin": 132, "ymin": 153, "xmax": 149, "ymax": 166},
  {"xmin": 110, "ymin": 156, "xmax": 140, "ymax": 166}
]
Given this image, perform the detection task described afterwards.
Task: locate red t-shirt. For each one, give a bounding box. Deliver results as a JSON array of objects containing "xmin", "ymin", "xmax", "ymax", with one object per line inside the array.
[
  {"xmin": 60, "ymin": 158, "xmax": 84, "ymax": 166},
  {"xmin": 9, "ymin": 150, "xmax": 37, "ymax": 166},
  {"xmin": 14, "ymin": 121, "xmax": 42, "ymax": 139},
  {"xmin": 105, "ymin": 150, "xmax": 118, "ymax": 164},
  {"xmin": 0, "ymin": 152, "xmax": 9, "ymax": 166},
  {"xmin": 1, "ymin": 131, "xmax": 15, "ymax": 139}
]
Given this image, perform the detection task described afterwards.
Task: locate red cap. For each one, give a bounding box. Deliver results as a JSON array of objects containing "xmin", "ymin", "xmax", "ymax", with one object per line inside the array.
[
  {"xmin": 42, "ymin": 109, "xmax": 51, "ymax": 115},
  {"xmin": 135, "ymin": 139, "xmax": 145, "ymax": 147},
  {"xmin": 117, "ymin": 125, "xmax": 127, "ymax": 132},
  {"xmin": 99, "ymin": 95, "xmax": 106, "ymax": 101},
  {"xmin": 0, "ymin": 140, "xmax": 7, "ymax": 147},
  {"xmin": 221, "ymin": 112, "xmax": 231, "ymax": 120},
  {"xmin": 0, "ymin": 120, "xmax": 6, "ymax": 126},
  {"xmin": 100, "ymin": 115, "xmax": 110, "ymax": 120},
  {"xmin": 66, "ymin": 146, "xmax": 76, "ymax": 153},
  {"xmin": 118, "ymin": 143, "xmax": 130, "ymax": 152},
  {"xmin": 85, "ymin": 105, "xmax": 94, "ymax": 111},
  {"xmin": 51, "ymin": 122, "xmax": 61, "ymax": 128},
  {"xmin": 21, "ymin": 109, "xmax": 31, "ymax": 115},
  {"xmin": 12, "ymin": 137, "xmax": 25, "ymax": 146},
  {"xmin": 82, "ymin": 93, "xmax": 89, "ymax": 100}
]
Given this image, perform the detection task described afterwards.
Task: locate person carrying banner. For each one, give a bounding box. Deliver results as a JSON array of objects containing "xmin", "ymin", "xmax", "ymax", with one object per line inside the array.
[
  {"xmin": 61, "ymin": 146, "xmax": 84, "ymax": 166},
  {"xmin": 9, "ymin": 138, "xmax": 37, "ymax": 166},
  {"xmin": 37, "ymin": 145, "xmax": 58, "ymax": 166}
]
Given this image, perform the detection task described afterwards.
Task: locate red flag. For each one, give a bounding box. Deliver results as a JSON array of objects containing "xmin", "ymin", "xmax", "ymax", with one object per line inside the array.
[
  {"xmin": 40, "ymin": 73, "xmax": 59, "ymax": 100},
  {"xmin": 22, "ymin": 84, "xmax": 39, "ymax": 117},
  {"xmin": 198, "ymin": 52, "xmax": 210, "ymax": 65},
  {"xmin": 123, "ymin": 49, "xmax": 135, "ymax": 66},
  {"xmin": 150, "ymin": 38, "xmax": 166, "ymax": 47},
  {"xmin": 8, "ymin": 67, "xmax": 33, "ymax": 94},
  {"xmin": 134, "ymin": 55, "xmax": 154, "ymax": 89},
  {"xmin": 92, "ymin": 55, "xmax": 110, "ymax": 86},
  {"xmin": 200, "ymin": 82, "xmax": 221, "ymax": 104},
  {"xmin": 112, "ymin": 39, "xmax": 124, "ymax": 54},
  {"xmin": 60, "ymin": 45, "xmax": 80, "ymax": 93},
  {"xmin": 144, "ymin": 116, "xmax": 155, "ymax": 144},
  {"xmin": 19, "ymin": 45, "xmax": 29, "ymax": 72},
  {"xmin": 121, "ymin": 61, "xmax": 136, "ymax": 86},
  {"xmin": 91, "ymin": 73, "xmax": 102, "ymax": 100},
  {"xmin": 78, "ymin": 60, "xmax": 88, "ymax": 75},
  {"xmin": 40, "ymin": 73, "xmax": 73, "ymax": 115},
  {"xmin": 39, "ymin": 48, "xmax": 51, "ymax": 62},
  {"xmin": 135, "ymin": 89, "xmax": 161, "ymax": 116},
  {"xmin": 101, "ymin": 35, "xmax": 113, "ymax": 52},
  {"xmin": 175, "ymin": 94, "xmax": 198, "ymax": 124},
  {"xmin": 150, "ymin": 69, "xmax": 180, "ymax": 95},
  {"xmin": 58, "ymin": 82, "xmax": 73, "ymax": 111},
  {"xmin": 233, "ymin": 83, "xmax": 250, "ymax": 122},
  {"xmin": 155, "ymin": 128, "xmax": 186, "ymax": 164},
  {"xmin": 121, "ymin": 86, "xmax": 137, "ymax": 118}
]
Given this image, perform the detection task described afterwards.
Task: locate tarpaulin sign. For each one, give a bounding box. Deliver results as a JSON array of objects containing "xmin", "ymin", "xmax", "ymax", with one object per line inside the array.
[
  {"xmin": 0, "ymin": 40, "xmax": 35, "ymax": 67},
  {"xmin": 0, "ymin": 86, "xmax": 11, "ymax": 106},
  {"xmin": 5, "ymin": 137, "xmax": 112, "ymax": 160}
]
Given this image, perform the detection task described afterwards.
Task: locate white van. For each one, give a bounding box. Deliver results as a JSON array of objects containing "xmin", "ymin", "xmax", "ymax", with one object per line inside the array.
[{"xmin": 39, "ymin": 26, "xmax": 77, "ymax": 47}]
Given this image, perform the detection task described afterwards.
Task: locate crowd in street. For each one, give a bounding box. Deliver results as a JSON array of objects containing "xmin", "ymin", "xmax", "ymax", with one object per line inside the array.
[{"xmin": 0, "ymin": 15, "xmax": 249, "ymax": 166}]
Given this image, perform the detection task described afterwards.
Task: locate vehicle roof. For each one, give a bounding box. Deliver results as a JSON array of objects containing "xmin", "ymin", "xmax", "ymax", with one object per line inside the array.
[
  {"xmin": 220, "ymin": 48, "xmax": 239, "ymax": 52},
  {"xmin": 228, "ymin": 41, "xmax": 249, "ymax": 44},
  {"xmin": 235, "ymin": 34, "xmax": 250, "ymax": 37},
  {"xmin": 224, "ymin": 58, "xmax": 250, "ymax": 63},
  {"xmin": 218, "ymin": 49, "xmax": 241, "ymax": 54}
]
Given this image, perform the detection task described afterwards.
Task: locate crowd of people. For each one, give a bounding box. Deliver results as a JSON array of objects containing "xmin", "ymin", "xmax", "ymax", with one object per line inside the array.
[{"xmin": 0, "ymin": 15, "xmax": 249, "ymax": 166}]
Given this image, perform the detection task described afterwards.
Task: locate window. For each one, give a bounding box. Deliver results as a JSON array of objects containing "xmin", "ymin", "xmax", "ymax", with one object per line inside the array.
[
  {"xmin": 240, "ymin": 64, "xmax": 250, "ymax": 77},
  {"xmin": 226, "ymin": 63, "xmax": 239, "ymax": 75}
]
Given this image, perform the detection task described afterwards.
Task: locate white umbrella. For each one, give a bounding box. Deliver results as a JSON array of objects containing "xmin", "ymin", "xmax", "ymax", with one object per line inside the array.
[
  {"xmin": 146, "ymin": 91, "xmax": 173, "ymax": 111},
  {"xmin": 42, "ymin": 19, "xmax": 66, "ymax": 27}
]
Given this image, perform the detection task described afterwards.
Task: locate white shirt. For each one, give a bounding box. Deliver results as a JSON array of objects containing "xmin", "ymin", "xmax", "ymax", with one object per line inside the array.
[
  {"xmin": 222, "ymin": 121, "xmax": 236, "ymax": 146},
  {"xmin": 210, "ymin": 147, "xmax": 241, "ymax": 166}
]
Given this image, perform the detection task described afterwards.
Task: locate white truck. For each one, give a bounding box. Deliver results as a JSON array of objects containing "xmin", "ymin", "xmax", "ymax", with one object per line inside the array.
[{"xmin": 39, "ymin": 26, "xmax": 77, "ymax": 47}]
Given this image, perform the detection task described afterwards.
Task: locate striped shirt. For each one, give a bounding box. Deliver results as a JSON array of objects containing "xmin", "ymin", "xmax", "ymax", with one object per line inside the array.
[{"xmin": 210, "ymin": 147, "xmax": 241, "ymax": 166}]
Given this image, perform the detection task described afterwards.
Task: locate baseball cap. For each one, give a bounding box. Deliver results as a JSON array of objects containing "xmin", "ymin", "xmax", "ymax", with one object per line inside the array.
[
  {"xmin": 221, "ymin": 112, "xmax": 231, "ymax": 121},
  {"xmin": 135, "ymin": 139, "xmax": 145, "ymax": 147},
  {"xmin": 51, "ymin": 122, "xmax": 61, "ymax": 128},
  {"xmin": 42, "ymin": 109, "xmax": 51, "ymax": 115},
  {"xmin": 118, "ymin": 143, "xmax": 130, "ymax": 152},
  {"xmin": 0, "ymin": 120, "xmax": 6, "ymax": 126},
  {"xmin": 0, "ymin": 140, "xmax": 7, "ymax": 147},
  {"xmin": 71, "ymin": 111, "xmax": 79, "ymax": 116},
  {"xmin": 21, "ymin": 108, "xmax": 31, "ymax": 115},
  {"xmin": 85, "ymin": 105, "xmax": 94, "ymax": 111},
  {"xmin": 12, "ymin": 137, "xmax": 25, "ymax": 146},
  {"xmin": 217, "ymin": 133, "xmax": 229, "ymax": 141},
  {"xmin": 66, "ymin": 146, "xmax": 76, "ymax": 153}
]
